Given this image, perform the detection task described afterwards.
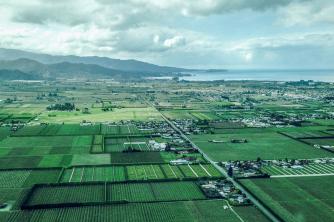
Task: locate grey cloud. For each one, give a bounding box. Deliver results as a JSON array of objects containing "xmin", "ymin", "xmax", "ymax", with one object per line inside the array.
[{"xmin": 4, "ymin": 0, "xmax": 310, "ymax": 28}]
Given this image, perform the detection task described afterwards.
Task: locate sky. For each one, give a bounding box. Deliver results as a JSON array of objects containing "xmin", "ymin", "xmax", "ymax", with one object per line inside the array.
[{"xmin": 0, "ymin": 0, "xmax": 333, "ymax": 69}]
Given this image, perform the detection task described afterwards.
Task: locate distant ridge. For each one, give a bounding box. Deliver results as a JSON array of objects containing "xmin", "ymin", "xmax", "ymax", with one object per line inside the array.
[{"xmin": 0, "ymin": 48, "xmax": 189, "ymax": 74}]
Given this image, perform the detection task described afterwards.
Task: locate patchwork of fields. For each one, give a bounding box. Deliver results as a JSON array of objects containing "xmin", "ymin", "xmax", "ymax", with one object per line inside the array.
[{"xmin": 1, "ymin": 79, "xmax": 334, "ymax": 222}]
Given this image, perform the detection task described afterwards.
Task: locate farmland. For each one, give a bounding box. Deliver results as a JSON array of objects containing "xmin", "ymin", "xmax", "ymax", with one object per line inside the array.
[
  {"xmin": 0, "ymin": 79, "xmax": 334, "ymax": 221},
  {"xmin": 261, "ymin": 163, "xmax": 334, "ymax": 177},
  {"xmin": 59, "ymin": 163, "xmax": 222, "ymax": 183},
  {"xmin": 239, "ymin": 176, "xmax": 334, "ymax": 222},
  {"xmin": 190, "ymin": 130, "xmax": 333, "ymax": 161},
  {"xmin": 1, "ymin": 200, "xmax": 269, "ymax": 222}
]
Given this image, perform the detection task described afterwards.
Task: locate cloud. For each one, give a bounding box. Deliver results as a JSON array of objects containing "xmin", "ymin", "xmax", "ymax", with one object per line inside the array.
[
  {"xmin": 278, "ymin": 0, "xmax": 334, "ymax": 26},
  {"xmin": 228, "ymin": 33, "xmax": 334, "ymax": 68},
  {"xmin": 0, "ymin": 0, "xmax": 309, "ymax": 28},
  {"xmin": 0, "ymin": 0, "xmax": 333, "ymax": 69}
]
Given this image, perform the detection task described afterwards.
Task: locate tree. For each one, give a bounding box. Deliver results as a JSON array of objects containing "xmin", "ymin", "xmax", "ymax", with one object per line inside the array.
[{"xmin": 227, "ymin": 166, "xmax": 233, "ymax": 177}]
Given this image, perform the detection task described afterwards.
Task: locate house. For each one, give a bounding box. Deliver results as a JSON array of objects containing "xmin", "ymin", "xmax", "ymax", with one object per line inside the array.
[
  {"xmin": 230, "ymin": 139, "xmax": 248, "ymax": 143},
  {"xmin": 170, "ymin": 159, "xmax": 190, "ymax": 165},
  {"xmin": 291, "ymin": 165, "xmax": 303, "ymax": 169},
  {"xmin": 148, "ymin": 140, "xmax": 166, "ymax": 151}
]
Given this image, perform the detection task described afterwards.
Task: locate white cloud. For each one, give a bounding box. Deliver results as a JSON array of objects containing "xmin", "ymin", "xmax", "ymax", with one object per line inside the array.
[{"xmin": 163, "ymin": 36, "xmax": 186, "ymax": 48}]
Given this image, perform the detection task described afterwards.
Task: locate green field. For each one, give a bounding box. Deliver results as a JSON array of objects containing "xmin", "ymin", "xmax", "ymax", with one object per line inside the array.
[
  {"xmin": 0, "ymin": 135, "xmax": 92, "ymax": 149},
  {"xmin": 25, "ymin": 181, "xmax": 206, "ymax": 207},
  {"xmin": 60, "ymin": 164, "xmax": 222, "ymax": 182},
  {"xmin": 190, "ymin": 131, "xmax": 333, "ymax": 161},
  {"xmin": 0, "ymin": 169, "xmax": 61, "ymax": 188},
  {"xmin": 14, "ymin": 124, "xmax": 101, "ymax": 136},
  {"xmin": 302, "ymin": 138, "xmax": 334, "ymax": 146},
  {"xmin": 261, "ymin": 163, "xmax": 334, "ymax": 176},
  {"xmin": 107, "ymin": 181, "xmax": 206, "ymax": 202},
  {"xmin": 34, "ymin": 107, "xmax": 162, "ymax": 123},
  {"xmin": 239, "ymin": 176, "xmax": 334, "ymax": 222},
  {"xmin": 104, "ymin": 136, "xmax": 152, "ymax": 152},
  {"xmin": 1, "ymin": 200, "xmax": 269, "ymax": 222}
]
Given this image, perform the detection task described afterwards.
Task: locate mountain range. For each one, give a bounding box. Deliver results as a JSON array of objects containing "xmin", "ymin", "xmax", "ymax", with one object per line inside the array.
[{"xmin": 0, "ymin": 48, "xmax": 190, "ymax": 80}]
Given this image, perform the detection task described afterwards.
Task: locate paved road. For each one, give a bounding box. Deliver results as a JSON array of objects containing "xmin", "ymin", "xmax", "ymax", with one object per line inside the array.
[{"xmin": 161, "ymin": 114, "xmax": 281, "ymax": 222}]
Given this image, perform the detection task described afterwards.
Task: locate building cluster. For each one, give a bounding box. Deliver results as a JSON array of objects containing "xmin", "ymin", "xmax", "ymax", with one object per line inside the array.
[
  {"xmin": 223, "ymin": 160, "xmax": 265, "ymax": 178},
  {"xmin": 172, "ymin": 119, "xmax": 203, "ymax": 134},
  {"xmin": 199, "ymin": 180, "xmax": 251, "ymax": 205},
  {"xmin": 134, "ymin": 121, "xmax": 175, "ymax": 134}
]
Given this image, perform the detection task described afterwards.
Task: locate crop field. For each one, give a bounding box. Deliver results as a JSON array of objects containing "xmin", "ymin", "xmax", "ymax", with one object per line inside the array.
[
  {"xmin": 0, "ymin": 127, "xmax": 11, "ymax": 141},
  {"xmin": 34, "ymin": 107, "xmax": 162, "ymax": 123},
  {"xmin": 239, "ymin": 176, "xmax": 334, "ymax": 222},
  {"xmin": 110, "ymin": 152, "xmax": 164, "ymax": 164},
  {"xmin": 104, "ymin": 136, "xmax": 153, "ymax": 152},
  {"xmin": 25, "ymin": 184, "xmax": 105, "ymax": 207},
  {"xmin": 60, "ymin": 166, "xmax": 126, "ymax": 182},
  {"xmin": 101, "ymin": 124, "xmax": 141, "ymax": 135},
  {"xmin": 91, "ymin": 135, "xmax": 104, "ymax": 153},
  {"xmin": 13, "ymin": 124, "xmax": 101, "ymax": 137},
  {"xmin": 0, "ymin": 156, "xmax": 42, "ymax": 169},
  {"xmin": 1, "ymin": 200, "xmax": 269, "ymax": 222},
  {"xmin": 107, "ymin": 181, "xmax": 206, "ymax": 202},
  {"xmin": 301, "ymin": 137, "xmax": 334, "ymax": 146},
  {"xmin": 24, "ymin": 181, "xmax": 206, "ymax": 208},
  {"xmin": 0, "ymin": 169, "xmax": 61, "ymax": 188},
  {"xmin": 71, "ymin": 154, "xmax": 111, "ymax": 166},
  {"xmin": 190, "ymin": 131, "xmax": 334, "ymax": 161},
  {"xmin": 1, "ymin": 114, "xmax": 36, "ymax": 124},
  {"xmin": 160, "ymin": 110, "xmax": 196, "ymax": 120},
  {"xmin": 189, "ymin": 112, "xmax": 220, "ymax": 121},
  {"xmin": 60, "ymin": 163, "xmax": 221, "ymax": 183},
  {"xmin": 279, "ymin": 130, "xmax": 331, "ymax": 139},
  {"xmin": 0, "ymin": 188, "xmax": 30, "ymax": 211},
  {"xmin": 261, "ymin": 163, "xmax": 334, "ymax": 177},
  {"xmin": 0, "ymin": 135, "xmax": 93, "ymax": 149}
]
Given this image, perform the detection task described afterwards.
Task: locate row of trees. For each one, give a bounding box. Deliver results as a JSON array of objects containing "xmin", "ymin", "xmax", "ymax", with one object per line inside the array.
[{"xmin": 46, "ymin": 103, "xmax": 75, "ymax": 111}]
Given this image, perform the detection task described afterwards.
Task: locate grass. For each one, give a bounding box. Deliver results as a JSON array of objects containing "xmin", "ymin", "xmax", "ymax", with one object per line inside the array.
[
  {"xmin": 190, "ymin": 131, "xmax": 334, "ymax": 161},
  {"xmin": 239, "ymin": 176, "xmax": 334, "ymax": 222},
  {"xmin": 33, "ymin": 107, "xmax": 162, "ymax": 123}
]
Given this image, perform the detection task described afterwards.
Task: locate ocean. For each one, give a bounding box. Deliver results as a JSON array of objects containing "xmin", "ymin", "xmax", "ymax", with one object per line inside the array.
[{"xmin": 179, "ymin": 69, "xmax": 334, "ymax": 82}]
